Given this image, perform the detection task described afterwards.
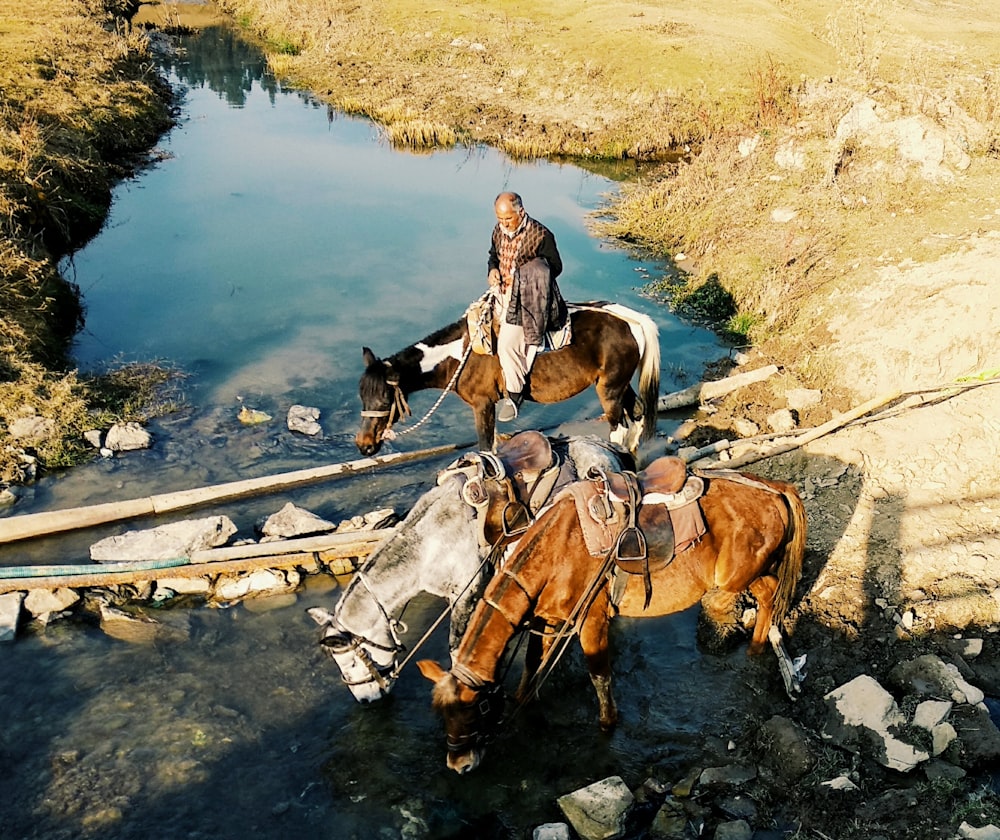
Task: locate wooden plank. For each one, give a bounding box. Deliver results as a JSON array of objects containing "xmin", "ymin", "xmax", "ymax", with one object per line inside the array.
[
  {"xmin": 658, "ymin": 365, "xmax": 779, "ymax": 412},
  {"xmin": 690, "ymin": 390, "xmax": 904, "ymax": 469},
  {"xmin": 0, "ymin": 441, "xmax": 473, "ymax": 544},
  {"xmin": 0, "ymin": 527, "xmax": 397, "ymax": 594}
]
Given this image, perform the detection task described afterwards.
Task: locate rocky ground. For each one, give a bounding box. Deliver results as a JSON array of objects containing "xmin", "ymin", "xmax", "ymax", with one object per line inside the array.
[{"xmin": 660, "ymin": 235, "xmax": 1000, "ymax": 839}]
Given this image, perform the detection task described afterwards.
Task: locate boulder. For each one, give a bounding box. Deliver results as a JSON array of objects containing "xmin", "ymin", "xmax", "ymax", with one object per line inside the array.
[
  {"xmin": 822, "ymin": 674, "xmax": 929, "ymax": 771},
  {"xmin": 90, "ymin": 516, "xmax": 237, "ymax": 562},
  {"xmin": 557, "ymin": 776, "xmax": 635, "ymax": 840}
]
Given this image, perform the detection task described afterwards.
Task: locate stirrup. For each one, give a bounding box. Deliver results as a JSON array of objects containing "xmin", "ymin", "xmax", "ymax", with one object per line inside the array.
[{"xmin": 497, "ymin": 398, "xmax": 518, "ymax": 422}]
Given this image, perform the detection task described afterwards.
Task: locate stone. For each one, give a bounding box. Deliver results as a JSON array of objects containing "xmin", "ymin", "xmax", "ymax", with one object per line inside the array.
[
  {"xmin": 287, "ymin": 404, "xmax": 322, "ymax": 436},
  {"xmin": 557, "ymin": 775, "xmax": 635, "ymax": 840},
  {"xmin": 766, "ymin": 408, "xmax": 797, "ymax": 434},
  {"xmin": 8, "ymin": 414, "xmax": 55, "ymax": 443},
  {"xmin": 889, "ymin": 654, "xmax": 986, "ymax": 705},
  {"xmin": 822, "ymin": 674, "xmax": 930, "ymax": 771},
  {"xmin": 0, "ymin": 592, "xmax": 24, "ymax": 642},
  {"xmin": 259, "ymin": 502, "xmax": 336, "ymax": 539},
  {"xmin": 821, "ymin": 775, "xmax": 858, "ymax": 791},
  {"xmin": 786, "ymin": 388, "xmax": 822, "ymax": 411},
  {"xmin": 932, "ymin": 722, "xmax": 958, "ymax": 756},
  {"xmin": 83, "ymin": 429, "xmax": 104, "ymax": 448},
  {"xmin": 714, "ymin": 820, "xmax": 752, "ymax": 840},
  {"xmin": 104, "ymin": 421, "xmax": 152, "ymax": 452},
  {"xmin": 757, "ymin": 715, "xmax": 816, "ymax": 783},
  {"xmin": 23, "ymin": 587, "xmax": 79, "ymax": 617},
  {"xmin": 923, "ymin": 759, "xmax": 966, "ymax": 782},
  {"xmin": 949, "ymin": 704, "xmax": 1000, "ymax": 769},
  {"xmin": 90, "ymin": 516, "xmax": 237, "ymax": 562},
  {"xmin": 154, "ymin": 577, "xmax": 211, "ymax": 596},
  {"xmin": 649, "ymin": 798, "xmax": 688, "ymax": 839},
  {"xmin": 533, "ymin": 824, "xmax": 572, "ymax": 840},
  {"xmin": 698, "ymin": 765, "xmax": 756, "ymax": 787},
  {"xmin": 959, "ymin": 823, "xmax": 1000, "ymax": 840},
  {"xmin": 774, "ymin": 141, "xmax": 805, "ymax": 170},
  {"xmin": 913, "ymin": 699, "xmax": 953, "ymax": 731},
  {"xmin": 99, "ymin": 604, "xmax": 190, "ymax": 645}
]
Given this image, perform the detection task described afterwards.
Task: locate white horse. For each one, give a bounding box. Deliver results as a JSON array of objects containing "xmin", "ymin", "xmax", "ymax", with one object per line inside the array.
[{"xmin": 308, "ymin": 434, "xmax": 630, "ymax": 702}]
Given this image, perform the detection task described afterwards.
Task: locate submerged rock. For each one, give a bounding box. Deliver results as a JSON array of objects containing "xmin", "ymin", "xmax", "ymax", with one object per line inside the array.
[{"xmin": 90, "ymin": 516, "xmax": 237, "ymax": 562}]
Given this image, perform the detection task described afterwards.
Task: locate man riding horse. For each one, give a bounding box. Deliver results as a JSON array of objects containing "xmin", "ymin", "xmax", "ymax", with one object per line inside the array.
[{"xmin": 487, "ymin": 191, "xmax": 568, "ymax": 422}]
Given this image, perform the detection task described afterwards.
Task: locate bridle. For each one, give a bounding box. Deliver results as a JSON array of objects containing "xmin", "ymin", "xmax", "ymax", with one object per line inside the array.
[
  {"xmin": 445, "ymin": 662, "xmax": 507, "ymax": 755},
  {"xmin": 322, "ymin": 570, "xmax": 408, "ymax": 692},
  {"xmin": 359, "ymin": 375, "xmax": 411, "ymax": 443},
  {"xmin": 358, "ymin": 339, "xmax": 475, "ymax": 445}
]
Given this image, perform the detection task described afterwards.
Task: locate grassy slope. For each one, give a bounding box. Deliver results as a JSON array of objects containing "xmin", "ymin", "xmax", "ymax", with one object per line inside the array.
[
  {"xmin": 219, "ymin": 0, "xmax": 999, "ymax": 396},
  {"xmin": 0, "ymin": 0, "xmax": 173, "ymax": 481}
]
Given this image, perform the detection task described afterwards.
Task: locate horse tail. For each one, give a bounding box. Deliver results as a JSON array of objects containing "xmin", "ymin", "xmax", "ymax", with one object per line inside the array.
[
  {"xmin": 601, "ymin": 305, "xmax": 661, "ymax": 441},
  {"xmin": 632, "ymin": 312, "xmax": 661, "ymax": 440},
  {"xmin": 773, "ymin": 485, "xmax": 808, "ymax": 626}
]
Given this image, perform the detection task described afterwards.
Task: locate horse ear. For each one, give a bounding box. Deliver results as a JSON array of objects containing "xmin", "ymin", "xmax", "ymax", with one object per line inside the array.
[
  {"xmin": 362, "ymin": 347, "xmax": 378, "ymax": 367},
  {"xmin": 417, "ymin": 659, "xmax": 448, "ymax": 684}
]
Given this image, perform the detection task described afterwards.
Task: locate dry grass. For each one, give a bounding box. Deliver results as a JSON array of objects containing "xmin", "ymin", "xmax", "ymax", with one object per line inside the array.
[
  {"xmin": 0, "ymin": 0, "xmax": 173, "ymax": 481},
  {"xmin": 217, "ymin": 0, "xmax": 1000, "ymax": 395}
]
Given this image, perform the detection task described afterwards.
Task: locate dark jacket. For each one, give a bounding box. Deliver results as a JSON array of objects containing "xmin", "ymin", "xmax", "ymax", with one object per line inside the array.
[{"xmin": 488, "ymin": 216, "xmax": 567, "ymax": 344}]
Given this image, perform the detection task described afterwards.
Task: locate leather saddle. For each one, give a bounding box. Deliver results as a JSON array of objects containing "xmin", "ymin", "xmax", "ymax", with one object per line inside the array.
[
  {"xmin": 562, "ymin": 456, "xmax": 708, "ymax": 609},
  {"xmin": 438, "ymin": 430, "xmax": 564, "ymax": 549}
]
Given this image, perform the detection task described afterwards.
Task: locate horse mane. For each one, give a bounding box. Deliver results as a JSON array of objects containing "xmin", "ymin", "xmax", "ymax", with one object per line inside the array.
[
  {"xmin": 430, "ymin": 672, "xmax": 465, "ymax": 711},
  {"xmin": 363, "ymin": 319, "xmax": 467, "ymax": 394},
  {"xmin": 359, "ymin": 358, "xmax": 391, "ymax": 403}
]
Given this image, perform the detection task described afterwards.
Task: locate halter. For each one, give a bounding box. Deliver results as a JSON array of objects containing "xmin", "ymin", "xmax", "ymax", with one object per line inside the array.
[
  {"xmin": 327, "ymin": 571, "xmax": 408, "ymax": 690},
  {"xmin": 359, "ymin": 376, "xmax": 411, "ymax": 441},
  {"xmin": 359, "ymin": 339, "xmax": 474, "ymax": 443}
]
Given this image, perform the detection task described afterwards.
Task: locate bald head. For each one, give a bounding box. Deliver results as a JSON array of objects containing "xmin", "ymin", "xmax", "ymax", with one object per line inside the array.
[{"xmin": 494, "ymin": 192, "xmax": 525, "ymax": 235}]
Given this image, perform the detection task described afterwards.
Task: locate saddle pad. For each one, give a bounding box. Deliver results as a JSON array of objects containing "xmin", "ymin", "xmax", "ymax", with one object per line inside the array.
[
  {"xmin": 541, "ymin": 319, "xmax": 572, "ymax": 352},
  {"xmin": 466, "ymin": 297, "xmax": 494, "ymax": 355},
  {"xmin": 556, "ymin": 482, "xmax": 625, "ymax": 557}
]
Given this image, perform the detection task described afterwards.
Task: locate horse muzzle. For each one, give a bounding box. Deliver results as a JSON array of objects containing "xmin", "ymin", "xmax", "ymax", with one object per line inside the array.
[
  {"xmin": 355, "ymin": 429, "xmax": 383, "ymax": 456},
  {"xmin": 446, "ymin": 747, "xmax": 482, "ymax": 775}
]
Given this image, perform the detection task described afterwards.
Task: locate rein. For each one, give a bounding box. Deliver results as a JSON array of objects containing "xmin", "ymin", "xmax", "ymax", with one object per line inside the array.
[
  {"xmin": 363, "ymin": 341, "xmax": 474, "ymax": 442},
  {"xmin": 506, "ymin": 544, "xmax": 619, "ymax": 723}
]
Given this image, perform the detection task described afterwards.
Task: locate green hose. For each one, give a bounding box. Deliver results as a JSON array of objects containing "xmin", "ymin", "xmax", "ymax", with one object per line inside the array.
[{"xmin": 0, "ymin": 556, "xmax": 189, "ymax": 579}]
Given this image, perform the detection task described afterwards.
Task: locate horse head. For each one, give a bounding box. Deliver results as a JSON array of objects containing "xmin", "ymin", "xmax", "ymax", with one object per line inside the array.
[
  {"xmin": 307, "ymin": 605, "xmax": 402, "ymax": 703},
  {"xmin": 356, "ymin": 347, "xmax": 410, "ymax": 456},
  {"xmin": 417, "ymin": 659, "xmax": 505, "ymax": 774}
]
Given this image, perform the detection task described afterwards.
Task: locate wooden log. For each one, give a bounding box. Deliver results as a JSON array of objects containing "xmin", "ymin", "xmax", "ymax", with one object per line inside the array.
[
  {"xmin": 658, "ymin": 365, "xmax": 779, "ymax": 412},
  {"xmin": 0, "ymin": 441, "xmax": 474, "ymax": 545},
  {"xmin": 0, "ymin": 527, "xmax": 396, "ymax": 594},
  {"xmin": 691, "ymin": 390, "xmax": 904, "ymax": 469}
]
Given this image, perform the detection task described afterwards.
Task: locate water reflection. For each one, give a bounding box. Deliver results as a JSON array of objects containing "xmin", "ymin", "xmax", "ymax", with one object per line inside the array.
[{"xmin": 161, "ymin": 22, "xmax": 279, "ymax": 106}]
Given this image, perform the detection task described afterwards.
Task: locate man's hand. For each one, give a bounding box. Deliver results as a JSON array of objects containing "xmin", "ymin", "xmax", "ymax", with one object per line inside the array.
[{"xmin": 488, "ymin": 268, "xmax": 502, "ymax": 287}]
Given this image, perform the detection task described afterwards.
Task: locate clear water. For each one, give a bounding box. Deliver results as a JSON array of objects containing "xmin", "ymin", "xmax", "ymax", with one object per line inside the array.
[{"xmin": 0, "ymin": 25, "xmax": 782, "ymax": 840}]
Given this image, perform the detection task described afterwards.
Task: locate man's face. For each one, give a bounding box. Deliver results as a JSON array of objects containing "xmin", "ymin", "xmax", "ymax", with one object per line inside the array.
[{"xmin": 495, "ymin": 202, "xmax": 524, "ymax": 236}]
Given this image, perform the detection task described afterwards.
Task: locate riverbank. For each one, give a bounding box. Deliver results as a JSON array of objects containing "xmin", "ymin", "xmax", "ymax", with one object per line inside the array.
[{"xmin": 0, "ymin": 0, "xmax": 177, "ymax": 483}]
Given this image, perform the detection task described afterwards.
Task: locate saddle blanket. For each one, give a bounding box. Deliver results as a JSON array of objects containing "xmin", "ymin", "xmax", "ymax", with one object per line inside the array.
[{"xmin": 557, "ymin": 476, "xmax": 707, "ymax": 558}]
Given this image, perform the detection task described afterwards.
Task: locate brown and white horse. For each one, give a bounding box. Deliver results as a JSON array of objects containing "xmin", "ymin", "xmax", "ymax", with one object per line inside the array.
[
  {"xmin": 419, "ymin": 464, "xmax": 807, "ymax": 774},
  {"xmin": 355, "ymin": 302, "xmax": 660, "ymax": 456}
]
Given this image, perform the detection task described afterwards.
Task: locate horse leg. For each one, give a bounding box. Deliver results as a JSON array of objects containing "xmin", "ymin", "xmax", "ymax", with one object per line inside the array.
[
  {"xmin": 473, "ymin": 401, "xmax": 497, "ymax": 451},
  {"xmin": 747, "ymin": 575, "xmax": 779, "ymax": 655},
  {"xmin": 514, "ymin": 624, "xmax": 548, "ymax": 704},
  {"xmin": 579, "ymin": 606, "xmax": 617, "ymax": 731},
  {"xmin": 595, "ymin": 379, "xmax": 636, "ymax": 450},
  {"xmin": 697, "ymin": 588, "xmax": 743, "ymax": 654}
]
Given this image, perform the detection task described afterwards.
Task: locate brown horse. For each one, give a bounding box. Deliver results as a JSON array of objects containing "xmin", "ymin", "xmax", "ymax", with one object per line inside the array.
[
  {"xmin": 355, "ymin": 302, "xmax": 660, "ymax": 456},
  {"xmin": 418, "ymin": 463, "xmax": 807, "ymax": 774}
]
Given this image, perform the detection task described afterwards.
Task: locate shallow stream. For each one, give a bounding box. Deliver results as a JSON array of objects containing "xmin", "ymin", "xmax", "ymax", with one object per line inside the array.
[{"xmin": 0, "ymin": 25, "xmax": 790, "ymax": 840}]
